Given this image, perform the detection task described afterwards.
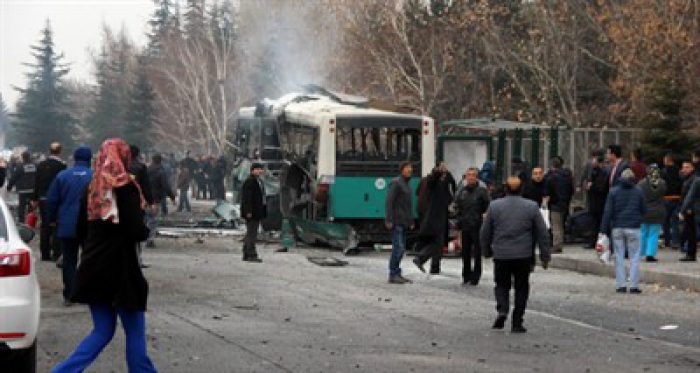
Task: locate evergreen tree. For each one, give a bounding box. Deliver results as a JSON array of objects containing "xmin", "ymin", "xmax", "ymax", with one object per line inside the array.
[
  {"xmin": 147, "ymin": 0, "xmax": 174, "ymax": 57},
  {"xmin": 0, "ymin": 93, "xmax": 9, "ymax": 147},
  {"xmin": 124, "ymin": 55, "xmax": 157, "ymax": 150},
  {"xmin": 87, "ymin": 48, "xmax": 122, "ymax": 148},
  {"xmin": 640, "ymin": 77, "xmax": 696, "ymax": 163},
  {"xmin": 184, "ymin": 0, "xmax": 206, "ymax": 39},
  {"xmin": 12, "ymin": 20, "xmax": 74, "ymax": 150}
]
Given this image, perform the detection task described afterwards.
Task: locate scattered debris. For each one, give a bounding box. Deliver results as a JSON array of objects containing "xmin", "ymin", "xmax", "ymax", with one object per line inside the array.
[
  {"xmin": 307, "ymin": 256, "xmax": 349, "ymax": 267},
  {"xmin": 660, "ymin": 325, "xmax": 678, "ymax": 330}
]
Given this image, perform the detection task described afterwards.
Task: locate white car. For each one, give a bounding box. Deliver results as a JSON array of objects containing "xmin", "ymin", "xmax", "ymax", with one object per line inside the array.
[{"xmin": 0, "ymin": 197, "xmax": 39, "ymax": 372}]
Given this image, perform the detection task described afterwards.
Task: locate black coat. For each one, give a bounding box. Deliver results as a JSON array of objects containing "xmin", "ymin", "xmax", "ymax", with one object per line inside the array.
[
  {"xmin": 522, "ymin": 180, "xmax": 548, "ymax": 206},
  {"xmin": 73, "ymin": 183, "xmax": 150, "ymax": 311},
  {"xmin": 130, "ymin": 160, "xmax": 154, "ymax": 205},
  {"xmin": 34, "ymin": 157, "xmax": 66, "ymax": 200},
  {"xmin": 148, "ymin": 164, "xmax": 175, "ymax": 203},
  {"xmin": 587, "ymin": 167, "xmax": 609, "ymax": 214},
  {"xmin": 454, "ymin": 184, "xmax": 489, "ymax": 229},
  {"xmin": 241, "ymin": 176, "xmax": 267, "ymax": 220},
  {"xmin": 418, "ymin": 172, "xmax": 452, "ymax": 242},
  {"xmin": 662, "ymin": 165, "xmax": 682, "ymax": 197}
]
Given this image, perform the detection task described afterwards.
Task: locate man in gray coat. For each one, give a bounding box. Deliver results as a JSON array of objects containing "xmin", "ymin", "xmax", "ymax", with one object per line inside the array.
[
  {"xmin": 481, "ymin": 177, "xmax": 551, "ymax": 333},
  {"xmin": 385, "ymin": 162, "xmax": 415, "ymax": 284}
]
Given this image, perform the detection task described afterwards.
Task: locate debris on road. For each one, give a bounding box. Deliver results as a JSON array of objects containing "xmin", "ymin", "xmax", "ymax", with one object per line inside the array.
[{"xmin": 307, "ymin": 256, "xmax": 349, "ymax": 267}]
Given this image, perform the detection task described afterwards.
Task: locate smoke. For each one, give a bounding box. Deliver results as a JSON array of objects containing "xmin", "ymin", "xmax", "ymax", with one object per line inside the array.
[{"xmin": 236, "ymin": 0, "xmax": 340, "ymax": 98}]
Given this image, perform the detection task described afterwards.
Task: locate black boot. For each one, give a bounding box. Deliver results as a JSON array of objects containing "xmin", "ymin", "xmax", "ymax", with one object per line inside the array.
[
  {"xmin": 511, "ymin": 322, "xmax": 527, "ymax": 333},
  {"xmin": 492, "ymin": 315, "xmax": 507, "ymax": 330}
]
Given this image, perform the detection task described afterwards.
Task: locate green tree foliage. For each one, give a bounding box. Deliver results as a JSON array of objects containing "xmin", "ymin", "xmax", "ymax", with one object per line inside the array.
[
  {"xmin": 12, "ymin": 20, "xmax": 74, "ymax": 150},
  {"xmin": 147, "ymin": 0, "xmax": 174, "ymax": 57},
  {"xmin": 640, "ymin": 77, "xmax": 696, "ymax": 163},
  {"xmin": 124, "ymin": 55, "xmax": 157, "ymax": 150}
]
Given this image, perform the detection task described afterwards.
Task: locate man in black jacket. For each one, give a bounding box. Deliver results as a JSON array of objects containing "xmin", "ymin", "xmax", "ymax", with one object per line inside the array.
[
  {"xmin": 679, "ymin": 161, "xmax": 696, "ymax": 261},
  {"xmin": 241, "ymin": 163, "xmax": 267, "ymax": 262},
  {"xmin": 412, "ymin": 166, "xmax": 453, "ymax": 274},
  {"xmin": 7, "ymin": 151, "xmax": 37, "ymax": 227},
  {"xmin": 129, "ymin": 146, "xmax": 154, "ymax": 206},
  {"xmin": 585, "ymin": 154, "xmax": 609, "ymax": 249},
  {"xmin": 546, "ymin": 157, "xmax": 574, "ymax": 253},
  {"xmin": 146, "ymin": 154, "xmax": 175, "ymax": 248},
  {"xmin": 454, "ymin": 168, "xmax": 490, "ymax": 286},
  {"xmin": 34, "ymin": 142, "xmax": 66, "ymax": 261},
  {"xmin": 662, "ymin": 153, "xmax": 682, "ymax": 249}
]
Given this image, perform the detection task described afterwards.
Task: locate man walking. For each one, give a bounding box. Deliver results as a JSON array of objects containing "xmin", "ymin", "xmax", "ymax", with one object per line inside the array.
[
  {"xmin": 34, "ymin": 142, "xmax": 67, "ymax": 261},
  {"xmin": 481, "ymin": 177, "xmax": 551, "ymax": 333},
  {"xmin": 7, "ymin": 151, "xmax": 37, "ymax": 225},
  {"xmin": 177, "ymin": 164, "xmax": 192, "ymax": 213},
  {"xmin": 46, "ymin": 146, "xmax": 93, "ymax": 306},
  {"xmin": 146, "ymin": 154, "xmax": 175, "ymax": 248},
  {"xmin": 241, "ymin": 163, "xmax": 266, "ymax": 263},
  {"xmin": 454, "ymin": 167, "xmax": 490, "ymax": 286},
  {"xmin": 385, "ymin": 162, "xmax": 415, "ymax": 284}
]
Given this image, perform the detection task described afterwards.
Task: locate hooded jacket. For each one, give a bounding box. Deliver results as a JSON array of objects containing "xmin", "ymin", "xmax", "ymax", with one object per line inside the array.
[
  {"xmin": 47, "ymin": 147, "xmax": 94, "ymax": 239},
  {"xmin": 601, "ymin": 178, "xmax": 646, "ymax": 234},
  {"xmin": 639, "ymin": 175, "xmax": 666, "ymax": 224}
]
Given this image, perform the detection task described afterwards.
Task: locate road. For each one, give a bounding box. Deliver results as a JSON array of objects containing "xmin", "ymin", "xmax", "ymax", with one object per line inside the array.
[{"xmin": 36, "ymin": 235, "xmax": 700, "ymax": 372}]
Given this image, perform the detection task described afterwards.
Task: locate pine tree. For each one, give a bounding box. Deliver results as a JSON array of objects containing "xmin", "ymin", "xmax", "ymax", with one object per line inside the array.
[
  {"xmin": 124, "ymin": 55, "xmax": 157, "ymax": 150},
  {"xmin": 87, "ymin": 48, "xmax": 122, "ymax": 148},
  {"xmin": 12, "ymin": 20, "xmax": 74, "ymax": 150},
  {"xmin": 147, "ymin": 0, "xmax": 174, "ymax": 57},
  {"xmin": 0, "ymin": 93, "xmax": 9, "ymax": 148},
  {"xmin": 640, "ymin": 77, "xmax": 696, "ymax": 163},
  {"xmin": 184, "ymin": 0, "xmax": 206, "ymax": 39}
]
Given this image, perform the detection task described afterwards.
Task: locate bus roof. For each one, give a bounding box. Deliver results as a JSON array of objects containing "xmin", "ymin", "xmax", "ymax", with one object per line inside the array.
[{"xmin": 238, "ymin": 93, "xmax": 429, "ymax": 127}]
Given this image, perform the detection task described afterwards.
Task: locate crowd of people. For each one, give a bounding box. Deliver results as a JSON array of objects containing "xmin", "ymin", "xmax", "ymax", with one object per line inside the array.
[
  {"xmin": 384, "ymin": 144, "xmax": 700, "ymax": 332},
  {"xmin": 0, "ymin": 140, "xmax": 239, "ymax": 371}
]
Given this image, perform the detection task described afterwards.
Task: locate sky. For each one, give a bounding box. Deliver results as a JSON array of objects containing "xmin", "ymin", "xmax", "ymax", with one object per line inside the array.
[{"xmin": 0, "ymin": 0, "xmax": 155, "ymax": 110}]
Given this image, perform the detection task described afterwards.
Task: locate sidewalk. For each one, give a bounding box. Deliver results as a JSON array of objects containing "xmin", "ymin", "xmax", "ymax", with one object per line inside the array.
[{"xmin": 551, "ymin": 245, "xmax": 700, "ymax": 292}]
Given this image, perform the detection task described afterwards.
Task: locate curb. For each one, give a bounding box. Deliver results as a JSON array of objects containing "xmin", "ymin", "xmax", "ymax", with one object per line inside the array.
[{"xmin": 550, "ymin": 256, "xmax": 700, "ymax": 292}]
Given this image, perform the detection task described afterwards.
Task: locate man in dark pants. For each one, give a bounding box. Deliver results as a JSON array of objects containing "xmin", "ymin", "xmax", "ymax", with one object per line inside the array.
[
  {"xmin": 522, "ymin": 167, "xmax": 549, "ymax": 269},
  {"xmin": 662, "ymin": 153, "xmax": 682, "ymax": 249},
  {"xmin": 412, "ymin": 166, "xmax": 452, "ymax": 274},
  {"xmin": 454, "ymin": 167, "xmax": 490, "ymax": 286},
  {"xmin": 241, "ymin": 163, "xmax": 267, "ymax": 263},
  {"xmin": 129, "ymin": 146, "xmax": 154, "ymax": 268},
  {"xmin": 385, "ymin": 162, "xmax": 415, "ymax": 284},
  {"xmin": 34, "ymin": 142, "xmax": 67, "ymax": 261},
  {"xmin": 46, "ymin": 146, "xmax": 93, "ymax": 306},
  {"xmin": 481, "ymin": 177, "xmax": 551, "ymax": 333},
  {"xmin": 585, "ymin": 154, "xmax": 609, "ymax": 249},
  {"xmin": 146, "ymin": 154, "xmax": 175, "ymax": 248},
  {"xmin": 7, "ymin": 152, "xmax": 37, "ymax": 228},
  {"xmin": 680, "ymin": 160, "xmax": 698, "ymax": 261}
]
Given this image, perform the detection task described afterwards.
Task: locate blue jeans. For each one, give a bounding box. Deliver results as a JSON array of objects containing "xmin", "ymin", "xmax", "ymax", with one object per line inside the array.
[
  {"xmin": 61, "ymin": 238, "xmax": 79, "ymax": 301},
  {"xmin": 178, "ymin": 188, "xmax": 191, "ymax": 212},
  {"xmin": 52, "ymin": 304, "xmax": 157, "ymax": 373},
  {"xmin": 389, "ymin": 225, "xmax": 407, "ymax": 277},
  {"xmin": 640, "ymin": 224, "xmax": 661, "ymax": 257},
  {"xmin": 612, "ymin": 228, "xmax": 641, "ymax": 289},
  {"xmin": 663, "ymin": 200, "xmax": 680, "ymax": 247}
]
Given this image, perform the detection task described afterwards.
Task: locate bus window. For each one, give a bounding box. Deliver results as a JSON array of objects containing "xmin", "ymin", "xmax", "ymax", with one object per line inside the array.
[
  {"xmin": 279, "ymin": 122, "xmax": 319, "ymax": 166},
  {"xmin": 336, "ymin": 127, "xmax": 421, "ymax": 161}
]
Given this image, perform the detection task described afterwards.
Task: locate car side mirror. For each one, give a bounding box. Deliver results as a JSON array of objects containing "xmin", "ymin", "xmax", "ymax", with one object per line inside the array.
[{"xmin": 18, "ymin": 224, "xmax": 35, "ymax": 244}]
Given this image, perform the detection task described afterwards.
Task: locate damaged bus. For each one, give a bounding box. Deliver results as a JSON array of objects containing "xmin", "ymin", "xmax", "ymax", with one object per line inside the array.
[{"xmin": 235, "ymin": 91, "xmax": 435, "ymax": 247}]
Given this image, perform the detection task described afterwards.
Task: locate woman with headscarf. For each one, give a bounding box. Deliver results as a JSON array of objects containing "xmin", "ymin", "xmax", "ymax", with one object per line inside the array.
[
  {"xmin": 639, "ymin": 165, "xmax": 667, "ymax": 262},
  {"xmin": 53, "ymin": 139, "xmax": 157, "ymax": 373}
]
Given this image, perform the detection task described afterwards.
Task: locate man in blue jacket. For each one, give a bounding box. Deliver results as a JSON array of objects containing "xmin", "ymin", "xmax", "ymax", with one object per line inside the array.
[{"xmin": 47, "ymin": 146, "xmax": 93, "ymax": 306}]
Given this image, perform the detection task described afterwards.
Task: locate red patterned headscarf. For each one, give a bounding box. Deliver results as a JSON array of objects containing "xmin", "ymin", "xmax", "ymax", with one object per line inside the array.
[{"xmin": 87, "ymin": 139, "xmax": 145, "ymax": 221}]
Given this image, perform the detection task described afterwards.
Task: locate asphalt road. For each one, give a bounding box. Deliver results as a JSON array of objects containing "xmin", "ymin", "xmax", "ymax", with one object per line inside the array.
[{"xmin": 36, "ymin": 236, "xmax": 700, "ymax": 372}]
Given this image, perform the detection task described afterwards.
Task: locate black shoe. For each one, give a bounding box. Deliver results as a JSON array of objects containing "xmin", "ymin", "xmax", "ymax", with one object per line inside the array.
[
  {"xmin": 583, "ymin": 244, "xmax": 595, "ymax": 249},
  {"xmin": 646, "ymin": 256, "xmax": 658, "ymax": 262},
  {"xmin": 398, "ymin": 275, "xmax": 412, "ymax": 284},
  {"xmin": 680, "ymin": 256, "xmax": 697, "ymax": 262},
  {"xmin": 469, "ymin": 280, "xmax": 479, "ymax": 286},
  {"xmin": 275, "ymin": 248, "xmax": 289, "ymax": 253},
  {"xmin": 492, "ymin": 315, "xmax": 507, "ymax": 330},
  {"xmin": 429, "ymin": 270, "xmax": 441, "ymax": 275},
  {"xmin": 629, "ymin": 288, "xmax": 642, "ymax": 294},
  {"xmin": 511, "ymin": 324, "xmax": 528, "ymax": 334},
  {"xmin": 616, "ymin": 287, "xmax": 627, "ymax": 293},
  {"xmin": 412, "ymin": 257, "xmax": 425, "ymax": 273},
  {"xmin": 243, "ymin": 257, "xmax": 263, "ymax": 263},
  {"xmin": 388, "ymin": 275, "xmax": 408, "ymax": 284},
  {"xmin": 140, "ymin": 263, "xmax": 150, "ymax": 269}
]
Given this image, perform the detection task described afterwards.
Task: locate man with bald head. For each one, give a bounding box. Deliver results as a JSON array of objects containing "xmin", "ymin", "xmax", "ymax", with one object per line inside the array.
[
  {"xmin": 481, "ymin": 177, "xmax": 551, "ymax": 333},
  {"xmin": 34, "ymin": 142, "xmax": 67, "ymax": 261}
]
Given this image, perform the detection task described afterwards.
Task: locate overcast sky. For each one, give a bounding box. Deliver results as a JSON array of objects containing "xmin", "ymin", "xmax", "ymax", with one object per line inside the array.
[{"xmin": 0, "ymin": 0, "xmax": 155, "ymax": 110}]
